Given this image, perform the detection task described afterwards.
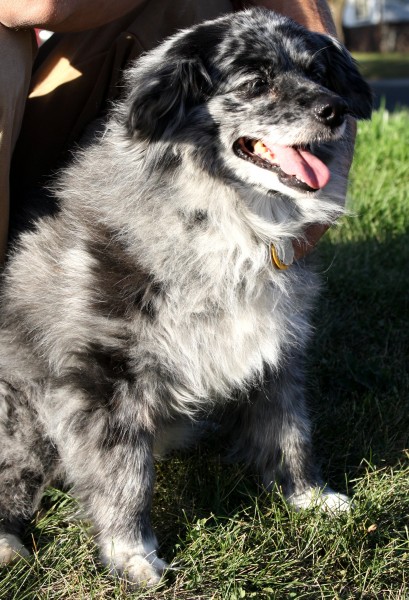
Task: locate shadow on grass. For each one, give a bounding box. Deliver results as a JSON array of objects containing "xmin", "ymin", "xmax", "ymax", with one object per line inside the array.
[{"xmin": 309, "ymin": 232, "xmax": 409, "ymax": 482}]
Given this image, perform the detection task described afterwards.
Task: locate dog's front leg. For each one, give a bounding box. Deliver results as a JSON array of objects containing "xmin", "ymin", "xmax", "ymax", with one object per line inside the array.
[
  {"xmin": 228, "ymin": 358, "xmax": 350, "ymax": 512},
  {"xmin": 49, "ymin": 385, "xmax": 166, "ymax": 587},
  {"xmin": 92, "ymin": 427, "xmax": 167, "ymax": 587}
]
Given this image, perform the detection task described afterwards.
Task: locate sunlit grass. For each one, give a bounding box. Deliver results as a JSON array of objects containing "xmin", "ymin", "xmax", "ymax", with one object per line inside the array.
[{"xmin": 353, "ymin": 53, "xmax": 409, "ymax": 80}]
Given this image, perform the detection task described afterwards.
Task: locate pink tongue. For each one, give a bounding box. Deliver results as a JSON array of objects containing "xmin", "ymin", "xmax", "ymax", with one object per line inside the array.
[{"xmin": 265, "ymin": 143, "xmax": 331, "ymax": 189}]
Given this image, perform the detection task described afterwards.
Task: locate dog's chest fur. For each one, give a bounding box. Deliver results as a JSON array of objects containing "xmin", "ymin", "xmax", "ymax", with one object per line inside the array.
[
  {"xmin": 101, "ymin": 234, "xmax": 307, "ymax": 414},
  {"xmin": 87, "ymin": 165, "xmax": 313, "ymax": 407}
]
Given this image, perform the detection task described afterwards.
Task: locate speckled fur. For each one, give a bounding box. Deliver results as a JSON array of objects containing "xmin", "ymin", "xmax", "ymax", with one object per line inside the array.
[{"xmin": 0, "ymin": 9, "xmax": 371, "ymax": 585}]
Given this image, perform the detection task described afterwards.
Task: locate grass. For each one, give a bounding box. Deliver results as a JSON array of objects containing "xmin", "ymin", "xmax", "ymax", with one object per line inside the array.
[
  {"xmin": 1, "ymin": 108, "xmax": 409, "ymax": 599},
  {"xmin": 353, "ymin": 53, "xmax": 409, "ymax": 80}
]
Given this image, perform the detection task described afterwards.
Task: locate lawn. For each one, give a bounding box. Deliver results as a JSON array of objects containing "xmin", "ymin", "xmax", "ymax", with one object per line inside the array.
[
  {"xmin": 1, "ymin": 108, "xmax": 409, "ymax": 599},
  {"xmin": 353, "ymin": 53, "xmax": 409, "ymax": 80}
]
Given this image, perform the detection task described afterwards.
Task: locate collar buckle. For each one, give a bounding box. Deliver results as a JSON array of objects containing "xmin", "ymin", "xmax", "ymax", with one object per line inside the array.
[{"xmin": 270, "ymin": 239, "xmax": 294, "ymax": 270}]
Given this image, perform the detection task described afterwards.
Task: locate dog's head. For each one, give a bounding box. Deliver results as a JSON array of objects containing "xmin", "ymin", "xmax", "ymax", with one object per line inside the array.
[{"xmin": 119, "ymin": 8, "xmax": 372, "ymax": 197}]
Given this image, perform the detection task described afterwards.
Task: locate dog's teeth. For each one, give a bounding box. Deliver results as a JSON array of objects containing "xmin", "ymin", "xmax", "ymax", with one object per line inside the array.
[
  {"xmin": 253, "ymin": 140, "xmax": 276, "ymax": 163},
  {"xmin": 253, "ymin": 140, "xmax": 268, "ymax": 155}
]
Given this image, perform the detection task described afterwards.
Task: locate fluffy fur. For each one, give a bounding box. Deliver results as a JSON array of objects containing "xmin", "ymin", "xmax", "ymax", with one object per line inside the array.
[{"xmin": 0, "ymin": 9, "xmax": 372, "ymax": 586}]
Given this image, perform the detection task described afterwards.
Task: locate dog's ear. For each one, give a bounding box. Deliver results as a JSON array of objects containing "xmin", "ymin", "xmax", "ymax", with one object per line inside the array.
[
  {"xmin": 320, "ymin": 36, "xmax": 373, "ymax": 120},
  {"xmin": 123, "ymin": 53, "xmax": 213, "ymax": 141}
]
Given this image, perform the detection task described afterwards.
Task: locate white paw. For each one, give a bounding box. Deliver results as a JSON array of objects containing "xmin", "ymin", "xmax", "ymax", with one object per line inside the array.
[
  {"xmin": 121, "ymin": 553, "xmax": 167, "ymax": 587},
  {"xmin": 288, "ymin": 487, "xmax": 351, "ymax": 514},
  {"xmin": 101, "ymin": 538, "xmax": 167, "ymax": 588},
  {"xmin": 0, "ymin": 533, "xmax": 30, "ymax": 565}
]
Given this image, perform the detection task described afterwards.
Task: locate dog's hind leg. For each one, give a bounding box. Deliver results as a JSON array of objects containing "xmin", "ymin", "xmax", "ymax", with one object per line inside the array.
[
  {"xmin": 0, "ymin": 380, "xmax": 59, "ymax": 564},
  {"xmin": 226, "ymin": 358, "xmax": 350, "ymax": 512}
]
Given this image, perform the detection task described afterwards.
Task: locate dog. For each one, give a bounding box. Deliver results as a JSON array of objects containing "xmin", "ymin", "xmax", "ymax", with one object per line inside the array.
[{"xmin": 0, "ymin": 8, "xmax": 372, "ymax": 587}]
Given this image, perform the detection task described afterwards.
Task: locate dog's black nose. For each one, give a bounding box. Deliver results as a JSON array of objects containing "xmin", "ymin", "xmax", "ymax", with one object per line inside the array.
[{"xmin": 314, "ymin": 96, "xmax": 347, "ymax": 129}]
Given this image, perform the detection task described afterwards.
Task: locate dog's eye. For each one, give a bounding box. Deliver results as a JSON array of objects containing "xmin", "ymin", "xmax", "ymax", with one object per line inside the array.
[
  {"xmin": 239, "ymin": 78, "xmax": 269, "ymax": 96},
  {"xmin": 308, "ymin": 65, "xmax": 326, "ymax": 85}
]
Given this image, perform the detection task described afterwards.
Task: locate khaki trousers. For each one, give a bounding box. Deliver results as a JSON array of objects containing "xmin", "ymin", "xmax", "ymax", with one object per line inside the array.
[
  {"xmin": 0, "ymin": 25, "xmax": 36, "ymax": 262},
  {"xmin": 1, "ymin": 0, "xmax": 336, "ymax": 264}
]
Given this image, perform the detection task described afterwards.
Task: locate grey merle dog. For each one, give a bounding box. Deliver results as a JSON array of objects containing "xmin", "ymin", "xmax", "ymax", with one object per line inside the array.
[{"xmin": 0, "ymin": 8, "xmax": 371, "ymax": 587}]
